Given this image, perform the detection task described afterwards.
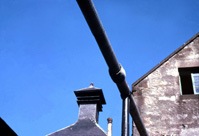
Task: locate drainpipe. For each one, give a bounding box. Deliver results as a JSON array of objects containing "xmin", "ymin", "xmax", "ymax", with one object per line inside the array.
[
  {"xmin": 76, "ymin": 0, "xmax": 148, "ymax": 136},
  {"xmin": 122, "ymin": 97, "xmax": 129, "ymax": 136},
  {"xmin": 107, "ymin": 118, "xmax": 113, "ymax": 136}
]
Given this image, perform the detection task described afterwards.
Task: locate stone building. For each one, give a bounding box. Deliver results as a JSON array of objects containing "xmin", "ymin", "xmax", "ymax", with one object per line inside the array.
[
  {"xmin": 47, "ymin": 84, "xmax": 107, "ymax": 136},
  {"xmin": 132, "ymin": 33, "xmax": 199, "ymax": 135}
]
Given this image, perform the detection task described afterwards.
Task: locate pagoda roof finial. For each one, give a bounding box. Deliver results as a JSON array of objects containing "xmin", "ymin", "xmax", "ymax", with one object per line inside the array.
[{"xmin": 89, "ymin": 82, "xmax": 94, "ymax": 88}]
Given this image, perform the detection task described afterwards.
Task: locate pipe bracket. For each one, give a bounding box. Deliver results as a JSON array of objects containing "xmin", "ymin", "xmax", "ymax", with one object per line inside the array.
[{"xmin": 109, "ymin": 64, "xmax": 126, "ymax": 84}]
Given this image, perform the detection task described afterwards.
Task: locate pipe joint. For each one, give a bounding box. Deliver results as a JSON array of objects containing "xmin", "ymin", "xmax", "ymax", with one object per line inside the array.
[{"xmin": 109, "ymin": 64, "xmax": 126, "ymax": 84}]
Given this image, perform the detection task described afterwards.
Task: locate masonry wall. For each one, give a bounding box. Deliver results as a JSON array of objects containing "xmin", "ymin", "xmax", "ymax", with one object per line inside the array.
[{"xmin": 132, "ymin": 36, "xmax": 199, "ymax": 135}]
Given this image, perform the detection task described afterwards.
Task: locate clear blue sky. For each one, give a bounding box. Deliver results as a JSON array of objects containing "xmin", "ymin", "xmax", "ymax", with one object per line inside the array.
[{"xmin": 0, "ymin": 0, "xmax": 199, "ymax": 135}]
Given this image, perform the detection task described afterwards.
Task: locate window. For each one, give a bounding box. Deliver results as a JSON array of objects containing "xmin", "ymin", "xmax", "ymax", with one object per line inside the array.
[
  {"xmin": 191, "ymin": 73, "xmax": 199, "ymax": 94},
  {"xmin": 178, "ymin": 67, "xmax": 199, "ymax": 95}
]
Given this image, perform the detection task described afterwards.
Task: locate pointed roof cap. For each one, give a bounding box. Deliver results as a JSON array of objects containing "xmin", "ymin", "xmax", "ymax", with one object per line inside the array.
[{"xmin": 74, "ymin": 83, "xmax": 106, "ymax": 111}]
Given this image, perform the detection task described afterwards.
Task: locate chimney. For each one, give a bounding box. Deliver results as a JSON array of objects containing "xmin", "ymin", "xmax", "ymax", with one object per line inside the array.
[
  {"xmin": 74, "ymin": 83, "xmax": 106, "ymax": 124},
  {"xmin": 107, "ymin": 117, "xmax": 113, "ymax": 136},
  {"xmin": 47, "ymin": 83, "xmax": 107, "ymax": 136}
]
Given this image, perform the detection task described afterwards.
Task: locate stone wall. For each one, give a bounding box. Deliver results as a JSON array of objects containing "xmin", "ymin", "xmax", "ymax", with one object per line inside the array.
[{"xmin": 132, "ymin": 36, "xmax": 199, "ymax": 135}]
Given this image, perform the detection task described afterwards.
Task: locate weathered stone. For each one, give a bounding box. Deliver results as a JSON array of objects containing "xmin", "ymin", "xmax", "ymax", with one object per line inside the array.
[{"xmin": 132, "ymin": 33, "xmax": 199, "ymax": 135}]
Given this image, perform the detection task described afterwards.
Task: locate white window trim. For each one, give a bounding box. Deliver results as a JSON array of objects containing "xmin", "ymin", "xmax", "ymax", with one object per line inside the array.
[
  {"xmin": 191, "ymin": 73, "xmax": 199, "ymax": 94},
  {"xmin": 179, "ymin": 76, "xmax": 183, "ymax": 95}
]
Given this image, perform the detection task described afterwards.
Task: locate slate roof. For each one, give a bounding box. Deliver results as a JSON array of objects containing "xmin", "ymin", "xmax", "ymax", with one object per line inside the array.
[
  {"xmin": 47, "ymin": 119, "xmax": 106, "ymax": 136},
  {"xmin": 132, "ymin": 32, "xmax": 199, "ymax": 90}
]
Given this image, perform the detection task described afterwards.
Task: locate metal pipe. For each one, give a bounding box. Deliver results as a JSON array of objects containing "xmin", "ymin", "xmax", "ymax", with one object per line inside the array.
[
  {"xmin": 122, "ymin": 97, "xmax": 129, "ymax": 136},
  {"xmin": 76, "ymin": 0, "xmax": 148, "ymax": 135},
  {"xmin": 76, "ymin": 0, "xmax": 120, "ymax": 74},
  {"xmin": 107, "ymin": 118, "xmax": 113, "ymax": 136},
  {"xmin": 132, "ymin": 119, "xmax": 134, "ymax": 136}
]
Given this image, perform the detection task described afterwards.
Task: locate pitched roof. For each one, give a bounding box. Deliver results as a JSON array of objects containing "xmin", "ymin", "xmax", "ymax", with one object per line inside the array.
[
  {"xmin": 47, "ymin": 119, "xmax": 107, "ymax": 136},
  {"xmin": 132, "ymin": 32, "xmax": 199, "ymax": 89},
  {"xmin": 0, "ymin": 117, "xmax": 17, "ymax": 136}
]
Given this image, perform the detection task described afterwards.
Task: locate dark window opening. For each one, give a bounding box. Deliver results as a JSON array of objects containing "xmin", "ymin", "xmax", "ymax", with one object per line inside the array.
[{"xmin": 178, "ymin": 67, "xmax": 199, "ymax": 95}]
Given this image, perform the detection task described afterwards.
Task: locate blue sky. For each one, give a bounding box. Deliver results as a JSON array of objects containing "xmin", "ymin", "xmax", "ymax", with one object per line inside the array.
[{"xmin": 0, "ymin": 0, "xmax": 199, "ymax": 135}]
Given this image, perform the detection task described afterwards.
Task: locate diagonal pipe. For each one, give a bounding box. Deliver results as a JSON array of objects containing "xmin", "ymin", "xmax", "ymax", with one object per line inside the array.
[{"xmin": 76, "ymin": 0, "xmax": 148, "ymax": 135}]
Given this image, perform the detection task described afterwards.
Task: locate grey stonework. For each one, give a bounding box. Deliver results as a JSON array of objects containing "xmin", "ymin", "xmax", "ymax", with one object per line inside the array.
[{"xmin": 132, "ymin": 33, "xmax": 199, "ymax": 135}]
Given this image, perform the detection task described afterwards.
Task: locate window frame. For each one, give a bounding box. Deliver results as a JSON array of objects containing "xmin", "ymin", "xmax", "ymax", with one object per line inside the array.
[
  {"xmin": 191, "ymin": 73, "xmax": 199, "ymax": 94},
  {"xmin": 178, "ymin": 67, "xmax": 199, "ymax": 95}
]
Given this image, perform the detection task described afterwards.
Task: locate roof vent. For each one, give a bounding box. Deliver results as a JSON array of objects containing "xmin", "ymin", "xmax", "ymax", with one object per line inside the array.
[{"xmin": 47, "ymin": 83, "xmax": 107, "ymax": 136}]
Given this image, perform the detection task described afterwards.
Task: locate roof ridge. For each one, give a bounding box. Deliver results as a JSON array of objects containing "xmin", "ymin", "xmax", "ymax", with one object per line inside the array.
[{"xmin": 132, "ymin": 32, "xmax": 199, "ymax": 90}]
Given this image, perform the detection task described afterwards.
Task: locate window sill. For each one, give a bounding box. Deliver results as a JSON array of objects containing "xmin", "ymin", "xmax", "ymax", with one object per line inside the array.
[{"xmin": 180, "ymin": 94, "xmax": 199, "ymax": 100}]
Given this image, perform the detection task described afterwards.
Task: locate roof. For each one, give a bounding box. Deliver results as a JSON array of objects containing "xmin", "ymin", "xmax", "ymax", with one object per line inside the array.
[
  {"xmin": 47, "ymin": 119, "xmax": 107, "ymax": 136},
  {"xmin": 0, "ymin": 117, "xmax": 17, "ymax": 136},
  {"xmin": 132, "ymin": 32, "xmax": 199, "ymax": 89},
  {"xmin": 47, "ymin": 84, "xmax": 107, "ymax": 136},
  {"xmin": 74, "ymin": 85, "xmax": 106, "ymax": 106}
]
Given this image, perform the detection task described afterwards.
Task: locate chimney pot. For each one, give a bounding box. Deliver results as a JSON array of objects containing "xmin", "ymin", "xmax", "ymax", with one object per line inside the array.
[
  {"xmin": 107, "ymin": 117, "xmax": 113, "ymax": 123},
  {"xmin": 107, "ymin": 117, "xmax": 113, "ymax": 136}
]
